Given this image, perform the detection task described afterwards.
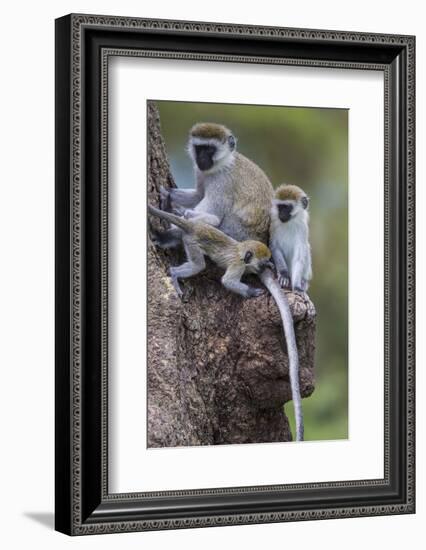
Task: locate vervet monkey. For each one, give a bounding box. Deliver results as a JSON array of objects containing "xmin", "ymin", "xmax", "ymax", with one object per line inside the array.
[
  {"xmin": 270, "ymin": 184, "xmax": 312, "ymax": 292},
  {"xmin": 148, "ymin": 205, "xmax": 273, "ymax": 298},
  {"xmin": 155, "ymin": 123, "xmax": 305, "ymax": 441},
  {"xmin": 155, "ymin": 122, "xmax": 273, "ymax": 246}
]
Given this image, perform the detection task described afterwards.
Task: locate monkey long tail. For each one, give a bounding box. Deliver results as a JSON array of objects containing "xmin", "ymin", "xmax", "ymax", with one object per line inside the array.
[
  {"xmin": 260, "ymin": 269, "xmax": 304, "ymax": 442},
  {"xmin": 148, "ymin": 204, "xmax": 193, "ymax": 233}
]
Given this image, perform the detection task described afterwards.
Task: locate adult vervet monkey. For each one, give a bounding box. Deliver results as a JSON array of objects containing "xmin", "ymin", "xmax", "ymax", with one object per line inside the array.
[{"xmin": 155, "ymin": 122, "xmax": 272, "ymax": 246}]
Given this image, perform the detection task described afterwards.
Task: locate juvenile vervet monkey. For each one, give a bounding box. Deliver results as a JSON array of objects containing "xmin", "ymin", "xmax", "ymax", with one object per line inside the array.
[
  {"xmin": 148, "ymin": 204, "xmax": 273, "ymax": 298},
  {"xmin": 156, "ymin": 123, "xmax": 305, "ymax": 441},
  {"xmin": 270, "ymin": 184, "xmax": 312, "ymax": 292}
]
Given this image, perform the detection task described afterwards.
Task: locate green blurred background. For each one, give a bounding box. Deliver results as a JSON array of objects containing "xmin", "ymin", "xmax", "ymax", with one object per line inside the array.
[{"xmin": 156, "ymin": 100, "xmax": 348, "ymax": 441}]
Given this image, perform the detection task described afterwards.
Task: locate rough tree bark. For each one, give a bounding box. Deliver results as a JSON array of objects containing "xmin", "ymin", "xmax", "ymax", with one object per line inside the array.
[{"xmin": 147, "ymin": 102, "xmax": 316, "ymax": 447}]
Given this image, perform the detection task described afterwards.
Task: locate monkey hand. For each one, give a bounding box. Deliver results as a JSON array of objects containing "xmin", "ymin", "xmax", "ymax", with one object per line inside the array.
[
  {"xmin": 171, "ymin": 205, "xmax": 186, "ymax": 217},
  {"xmin": 246, "ymin": 287, "xmax": 265, "ymax": 298},
  {"xmin": 159, "ymin": 185, "xmax": 172, "ymax": 212},
  {"xmin": 278, "ymin": 270, "xmax": 291, "ymax": 289},
  {"xmin": 171, "ymin": 205, "xmax": 195, "ymax": 220}
]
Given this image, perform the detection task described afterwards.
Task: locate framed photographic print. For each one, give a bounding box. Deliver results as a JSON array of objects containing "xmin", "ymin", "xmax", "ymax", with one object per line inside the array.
[{"xmin": 55, "ymin": 13, "xmax": 415, "ymax": 535}]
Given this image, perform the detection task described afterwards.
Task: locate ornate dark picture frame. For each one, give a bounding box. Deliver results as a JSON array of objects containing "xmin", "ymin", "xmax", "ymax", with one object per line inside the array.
[{"xmin": 55, "ymin": 13, "xmax": 415, "ymax": 536}]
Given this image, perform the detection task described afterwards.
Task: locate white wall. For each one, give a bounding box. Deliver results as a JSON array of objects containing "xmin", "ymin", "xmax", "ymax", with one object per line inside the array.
[{"xmin": 0, "ymin": 0, "xmax": 422, "ymax": 548}]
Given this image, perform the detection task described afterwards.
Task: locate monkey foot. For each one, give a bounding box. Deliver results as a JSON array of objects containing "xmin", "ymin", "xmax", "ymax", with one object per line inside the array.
[
  {"xmin": 247, "ymin": 287, "xmax": 265, "ymax": 298},
  {"xmin": 278, "ymin": 272, "xmax": 291, "ymax": 289},
  {"xmin": 169, "ymin": 273, "xmax": 183, "ymax": 298}
]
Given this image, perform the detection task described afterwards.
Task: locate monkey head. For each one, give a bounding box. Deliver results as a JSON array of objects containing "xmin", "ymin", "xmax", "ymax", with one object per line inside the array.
[
  {"xmin": 188, "ymin": 123, "xmax": 237, "ymax": 173},
  {"xmin": 238, "ymin": 241, "xmax": 273, "ymax": 274},
  {"xmin": 272, "ymin": 184, "xmax": 309, "ymax": 223}
]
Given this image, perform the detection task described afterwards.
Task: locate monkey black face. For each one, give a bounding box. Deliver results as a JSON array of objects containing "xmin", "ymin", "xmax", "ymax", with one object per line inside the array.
[
  {"xmin": 277, "ymin": 202, "xmax": 293, "ymax": 223},
  {"xmin": 194, "ymin": 144, "xmax": 216, "ymax": 171},
  {"xmin": 244, "ymin": 251, "xmax": 273, "ymax": 272}
]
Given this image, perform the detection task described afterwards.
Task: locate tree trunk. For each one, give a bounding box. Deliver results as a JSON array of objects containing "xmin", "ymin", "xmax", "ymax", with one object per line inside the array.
[{"xmin": 147, "ymin": 101, "xmax": 316, "ymax": 447}]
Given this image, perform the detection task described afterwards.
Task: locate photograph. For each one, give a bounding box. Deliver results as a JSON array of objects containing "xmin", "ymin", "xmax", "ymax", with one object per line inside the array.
[{"xmin": 146, "ymin": 99, "xmax": 349, "ymax": 447}]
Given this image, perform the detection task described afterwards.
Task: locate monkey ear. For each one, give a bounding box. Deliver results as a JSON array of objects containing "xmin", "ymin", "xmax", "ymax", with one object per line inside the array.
[
  {"xmin": 301, "ymin": 196, "xmax": 309, "ymax": 209},
  {"xmin": 244, "ymin": 250, "xmax": 253, "ymax": 264},
  {"xmin": 228, "ymin": 135, "xmax": 236, "ymax": 150}
]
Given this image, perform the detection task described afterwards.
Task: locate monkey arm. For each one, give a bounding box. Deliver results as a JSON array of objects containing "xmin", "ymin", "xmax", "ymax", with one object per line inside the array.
[
  {"xmin": 271, "ymin": 246, "xmax": 288, "ymax": 272},
  {"xmin": 183, "ymin": 210, "xmax": 221, "ymax": 227},
  {"xmin": 291, "ymin": 260, "xmax": 304, "ymax": 292},
  {"xmin": 170, "ymin": 205, "xmax": 220, "ymax": 227},
  {"xmin": 292, "ymin": 244, "xmax": 312, "ymax": 292},
  {"xmin": 187, "ymin": 195, "xmax": 228, "ymax": 228},
  {"xmin": 168, "ymin": 187, "xmax": 204, "ymax": 208},
  {"xmin": 270, "ymin": 245, "xmax": 291, "ymax": 288},
  {"xmin": 221, "ymin": 265, "xmax": 263, "ymax": 298},
  {"xmin": 305, "ymin": 245, "xmax": 313, "ymax": 282},
  {"xmin": 291, "ymin": 246, "xmax": 310, "ymax": 291},
  {"xmin": 300, "ymin": 251, "xmax": 312, "ymax": 292}
]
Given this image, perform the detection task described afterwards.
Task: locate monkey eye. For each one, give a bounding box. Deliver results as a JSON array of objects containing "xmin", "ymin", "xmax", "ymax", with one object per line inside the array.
[
  {"xmin": 228, "ymin": 135, "xmax": 236, "ymax": 150},
  {"xmin": 301, "ymin": 196, "xmax": 309, "ymax": 209}
]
